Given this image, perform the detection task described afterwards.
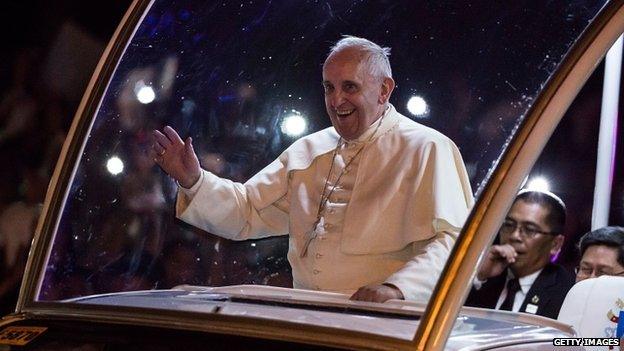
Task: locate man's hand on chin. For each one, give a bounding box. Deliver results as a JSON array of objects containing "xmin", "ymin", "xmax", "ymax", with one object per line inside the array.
[{"xmin": 350, "ymin": 284, "xmax": 404, "ymax": 303}]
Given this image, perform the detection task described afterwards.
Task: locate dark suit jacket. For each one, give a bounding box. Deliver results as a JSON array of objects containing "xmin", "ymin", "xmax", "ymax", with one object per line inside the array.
[{"xmin": 465, "ymin": 263, "xmax": 575, "ymax": 319}]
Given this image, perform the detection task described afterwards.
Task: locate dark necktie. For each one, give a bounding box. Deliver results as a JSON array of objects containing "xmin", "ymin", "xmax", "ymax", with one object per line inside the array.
[{"xmin": 499, "ymin": 278, "xmax": 520, "ymax": 311}]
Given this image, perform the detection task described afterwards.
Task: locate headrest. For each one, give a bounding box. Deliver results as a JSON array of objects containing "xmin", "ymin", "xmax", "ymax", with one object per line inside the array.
[{"xmin": 558, "ymin": 276, "xmax": 624, "ymax": 349}]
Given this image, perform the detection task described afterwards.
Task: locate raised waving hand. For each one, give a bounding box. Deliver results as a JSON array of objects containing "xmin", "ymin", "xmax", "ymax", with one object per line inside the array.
[{"xmin": 152, "ymin": 126, "xmax": 201, "ymax": 188}]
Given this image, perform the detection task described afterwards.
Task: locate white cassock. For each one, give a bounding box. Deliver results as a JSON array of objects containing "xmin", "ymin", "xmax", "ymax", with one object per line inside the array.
[{"xmin": 176, "ymin": 104, "xmax": 474, "ymax": 302}]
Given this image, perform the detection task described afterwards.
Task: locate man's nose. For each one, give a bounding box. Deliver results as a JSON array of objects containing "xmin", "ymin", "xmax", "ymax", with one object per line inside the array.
[
  {"xmin": 329, "ymin": 90, "xmax": 345, "ymax": 107},
  {"xmin": 507, "ymin": 227, "xmax": 524, "ymax": 241}
]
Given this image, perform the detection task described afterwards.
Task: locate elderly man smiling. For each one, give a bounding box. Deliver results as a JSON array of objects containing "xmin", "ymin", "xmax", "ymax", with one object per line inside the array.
[{"xmin": 153, "ymin": 36, "xmax": 473, "ymax": 303}]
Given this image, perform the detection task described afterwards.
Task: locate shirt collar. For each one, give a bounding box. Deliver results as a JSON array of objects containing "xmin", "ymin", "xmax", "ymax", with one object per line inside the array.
[
  {"xmin": 342, "ymin": 104, "xmax": 399, "ymax": 145},
  {"xmin": 507, "ymin": 268, "xmax": 543, "ymax": 294}
]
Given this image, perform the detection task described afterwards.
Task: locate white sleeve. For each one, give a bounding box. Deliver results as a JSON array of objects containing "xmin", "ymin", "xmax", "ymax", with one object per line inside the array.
[
  {"xmin": 177, "ymin": 170, "xmax": 205, "ymax": 195},
  {"xmin": 383, "ymin": 133, "xmax": 473, "ymax": 302},
  {"xmin": 175, "ymin": 156, "xmax": 290, "ymax": 240},
  {"xmin": 384, "ymin": 228, "xmax": 457, "ymax": 302}
]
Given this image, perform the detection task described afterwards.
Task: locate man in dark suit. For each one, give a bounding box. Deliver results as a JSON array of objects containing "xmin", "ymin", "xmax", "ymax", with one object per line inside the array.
[{"xmin": 465, "ymin": 189, "xmax": 575, "ymax": 319}]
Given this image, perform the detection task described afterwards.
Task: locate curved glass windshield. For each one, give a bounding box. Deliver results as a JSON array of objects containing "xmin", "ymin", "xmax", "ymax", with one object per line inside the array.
[{"xmin": 38, "ymin": 0, "xmax": 606, "ymax": 320}]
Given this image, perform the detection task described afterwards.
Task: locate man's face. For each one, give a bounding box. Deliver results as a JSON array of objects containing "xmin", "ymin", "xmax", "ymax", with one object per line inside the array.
[
  {"xmin": 500, "ymin": 199, "xmax": 563, "ymax": 277},
  {"xmin": 576, "ymin": 245, "xmax": 624, "ymax": 282},
  {"xmin": 322, "ymin": 49, "xmax": 394, "ymax": 140}
]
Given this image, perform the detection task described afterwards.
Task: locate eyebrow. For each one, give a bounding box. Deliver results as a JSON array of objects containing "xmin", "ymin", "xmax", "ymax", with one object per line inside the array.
[
  {"xmin": 504, "ymin": 217, "xmax": 541, "ymax": 228},
  {"xmin": 321, "ymin": 80, "xmax": 359, "ymax": 85},
  {"xmin": 579, "ymin": 262, "xmax": 613, "ymax": 269}
]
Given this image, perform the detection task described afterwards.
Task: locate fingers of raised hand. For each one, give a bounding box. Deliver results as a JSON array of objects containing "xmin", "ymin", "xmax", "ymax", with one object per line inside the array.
[
  {"xmin": 151, "ymin": 139, "xmax": 167, "ymax": 164},
  {"xmin": 153, "ymin": 143, "xmax": 166, "ymax": 157},
  {"xmin": 153, "ymin": 129, "xmax": 172, "ymax": 149},
  {"xmin": 153, "ymin": 126, "xmax": 188, "ymax": 163},
  {"xmin": 164, "ymin": 125, "xmax": 185, "ymax": 145}
]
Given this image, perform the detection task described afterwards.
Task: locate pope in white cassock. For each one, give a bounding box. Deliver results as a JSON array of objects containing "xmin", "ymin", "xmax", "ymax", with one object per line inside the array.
[{"xmin": 153, "ymin": 36, "xmax": 474, "ymax": 303}]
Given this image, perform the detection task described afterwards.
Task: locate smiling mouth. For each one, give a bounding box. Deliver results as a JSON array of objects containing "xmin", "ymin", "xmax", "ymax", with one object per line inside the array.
[{"xmin": 336, "ymin": 109, "xmax": 355, "ymax": 118}]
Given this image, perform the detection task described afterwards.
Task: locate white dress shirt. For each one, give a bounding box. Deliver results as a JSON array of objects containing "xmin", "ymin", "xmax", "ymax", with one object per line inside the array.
[{"xmin": 495, "ymin": 269, "xmax": 543, "ymax": 312}]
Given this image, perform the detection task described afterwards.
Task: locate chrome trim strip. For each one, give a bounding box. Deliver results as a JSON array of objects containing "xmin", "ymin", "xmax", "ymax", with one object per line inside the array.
[{"xmin": 18, "ymin": 306, "xmax": 413, "ymax": 351}]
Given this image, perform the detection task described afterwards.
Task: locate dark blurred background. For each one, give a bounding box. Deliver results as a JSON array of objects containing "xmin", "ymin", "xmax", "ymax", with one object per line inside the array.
[{"xmin": 0, "ymin": 0, "xmax": 132, "ymax": 314}]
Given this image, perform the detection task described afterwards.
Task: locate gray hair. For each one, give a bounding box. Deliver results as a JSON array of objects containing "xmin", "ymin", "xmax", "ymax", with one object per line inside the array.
[{"xmin": 326, "ymin": 35, "xmax": 392, "ymax": 79}]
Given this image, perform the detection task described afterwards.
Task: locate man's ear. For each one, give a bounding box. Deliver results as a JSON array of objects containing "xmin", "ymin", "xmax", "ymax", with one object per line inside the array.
[
  {"xmin": 378, "ymin": 77, "xmax": 395, "ymax": 104},
  {"xmin": 550, "ymin": 234, "xmax": 565, "ymax": 256}
]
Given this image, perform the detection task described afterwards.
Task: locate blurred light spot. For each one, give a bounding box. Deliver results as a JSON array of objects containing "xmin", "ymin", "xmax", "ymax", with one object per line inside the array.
[
  {"xmin": 181, "ymin": 100, "xmax": 196, "ymax": 115},
  {"xmin": 217, "ymin": 94, "xmax": 236, "ymax": 102},
  {"xmin": 106, "ymin": 156, "xmax": 124, "ymax": 175},
  {"xmin": 136, "ymin": 86, "xmax": 156, "ymax": 104},
  {"xmin": 407, "ymin": 96, "xmax": 429, "ymax": 117},
  {"xmin": 281, "ymin": 112, "xmax": 307, "ymax": 137},
  {"xmin": 526, "ymin": 177, "xmax": 550, "ymax": 192}
]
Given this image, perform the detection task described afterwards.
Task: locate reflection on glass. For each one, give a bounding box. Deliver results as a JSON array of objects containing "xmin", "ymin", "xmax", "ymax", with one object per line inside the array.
[
  {"xmin": 38, "ymin": 0, "xmax": 607, "ymax": 309},
  {"xmin": 406, "ymin": 95, "xmax": 429, "ymax": 118},
  {"xmin": 106, "ymin": 156, "xmax": 124, "ymax": 176},
  {"xmin": 135, "ymin": 83, "xmax": 156, "ymax": 104},
  {"xmin": 525, "ymin": 177, "xmax": 551, "ymax": 193},
  {"xmin": 280, "ymin": 111, "xmax": 307, "ymax": 137}
]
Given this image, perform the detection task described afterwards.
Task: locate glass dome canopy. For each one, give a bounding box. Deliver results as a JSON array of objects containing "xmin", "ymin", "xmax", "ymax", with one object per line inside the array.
[{"xmin": 11, "ymin": 0, "xmax": 624, "ymax": 350}]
